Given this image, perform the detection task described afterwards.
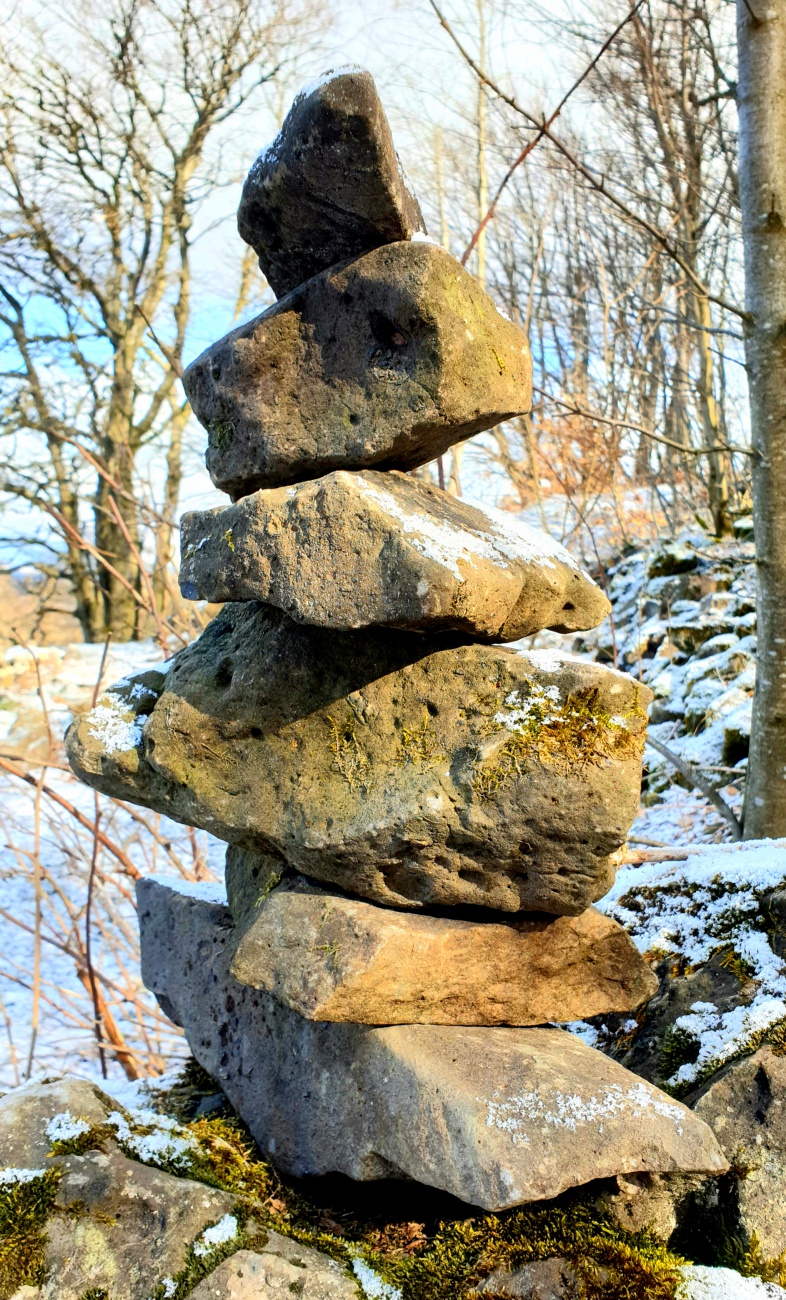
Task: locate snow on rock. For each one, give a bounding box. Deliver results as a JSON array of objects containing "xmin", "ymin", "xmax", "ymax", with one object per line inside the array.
[
  {"xmin": 0, "ymin": 1166, "xmax": 47, "ymax": 1184},
  {"xmin": 678, "ymin": 1266, "xmax": 786, "ymax": 1299},
  {"xmin": 45, "ymin": 1111, "xmax": 91, "ymax": 1143},
  {"xmin": 352, "ymin": 1257, "xmax": 403, "ymax": 1300},
  {"xmin": 594, "ymin": 839, "xmax": 786, "ymax": 1086},
  {"xmin": 87, "ymin": 692, "xmax": 147, "ymax": 755},
  {"xmin": 105, "ymin": 1106, "xmax": 198, "ymax": 1169},
  {"xmin": 146, "ymin": 875, "xmax": 227, "ymax": 906},
  {"xmin": 192, "ymin": 1212, "xmax": 239, "ymax": 1257}
]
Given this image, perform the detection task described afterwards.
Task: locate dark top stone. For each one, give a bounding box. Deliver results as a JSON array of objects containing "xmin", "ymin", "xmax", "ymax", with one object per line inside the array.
[{"xmin": 237, "ymin": 68, "xmax": 425, "ymax": 297}]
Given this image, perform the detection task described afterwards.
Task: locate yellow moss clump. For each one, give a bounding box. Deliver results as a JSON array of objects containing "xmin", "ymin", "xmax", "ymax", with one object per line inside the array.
[
  {"xmin": 326, "ymin": 712, "xmax": 372, "ymax": 792},
  {"xmin": 472, "ymin": 686, "xmax": 647, "ymax": 802},
  {"xmin": 0, "ymin": 1168, "xmax": 63, "ymax": 1298},
  {"xmin": 397, "ymin": 712, "xmax": 446, "ymax": 768}
]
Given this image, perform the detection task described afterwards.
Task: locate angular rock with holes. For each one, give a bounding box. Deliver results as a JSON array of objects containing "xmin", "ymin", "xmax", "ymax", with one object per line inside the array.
[
  {"xmin": 137, "ymin": 879, "xmax": 727, "ymax": 1209},
  {"xmin": 229, "ymin": 872, "xmax": 657, "ymax": 1025},
  {"xmin": 237, "ymin": 68, "xmax": 425, "ymax": 298},
  {"xmin": 66, "ymin": 603, "xmax": 651, "ymax": 916},
  {"xmin": 179, "ymin": 469, "xmax": 610, "ymax": 640},
  {"xmin": 182, "ymin": 240, "xmax": 532, "ymax": 497}
]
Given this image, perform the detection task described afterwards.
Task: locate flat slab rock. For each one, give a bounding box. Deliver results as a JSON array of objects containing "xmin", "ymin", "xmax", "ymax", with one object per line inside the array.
[
  {"xmin": 179, "ymin": 469, "xmax": 610, "ymax": 641},
  {"xmin": 229, "ymin": 872, "xmax": 657, "ymax": 1025},
  {"xmin": 138, "ymin": 879, "xmax": 727, "ymax": 1210},
  {"xmin": 66, "ymin": 604, "xmax": 651, "ymax": 917},
  {"xmin": 237, "ymin": 68, "xmax": 425, "ymax": 298},
  {"xmin": 182, "ymin": 241, "xmax": 531, "ymax": 497}
]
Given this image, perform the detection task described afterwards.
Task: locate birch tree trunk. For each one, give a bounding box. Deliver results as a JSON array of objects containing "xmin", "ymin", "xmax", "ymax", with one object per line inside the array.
[{"xmin": 737, "ymin": 0, "xmax": 786, "ymax": 837}]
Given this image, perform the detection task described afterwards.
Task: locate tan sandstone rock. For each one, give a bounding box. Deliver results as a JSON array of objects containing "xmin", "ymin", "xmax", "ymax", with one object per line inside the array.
[
  {"xmin": 182, "ymin": 241, "xmax": 531, "ymax": 497},
  {"xmin": 179, "ymin": 469, "xmax": 610, "ymax": 641},
  {"xmin": 66, "ymin": 604, "xmax": 651, "ymax": 916},
  {"xmin": 237, "ymin": 69, "xmax": 425, "ymax": 298},
  {"xmin": 138, "ymin": 878, "xmax": 728, "ymax": 1211},
  {"xmin": 229, "ymin": 873, "xmax": 657, "ymax": 1024}
]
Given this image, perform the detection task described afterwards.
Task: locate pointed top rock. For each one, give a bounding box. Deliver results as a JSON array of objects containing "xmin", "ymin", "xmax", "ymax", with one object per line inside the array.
[{"xmin": 237, "ymin": 68, "xmax": 426, "ymax": 297}]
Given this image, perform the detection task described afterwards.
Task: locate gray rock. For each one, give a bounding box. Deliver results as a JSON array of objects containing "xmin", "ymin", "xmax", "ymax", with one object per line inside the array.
[
  {"xmin": 237, "ymin": 69, "xmax": 424, "ymax": 298},
  {"xmin": 182, "ymin": 241, "xmax": 531, "ymax": 497},
  {"xmin": 42, "ymin": 1148, "xmax": 239, "ymax": 1300},
  {"xmin": 67, "ymin": 604, "xmax": 651, "ymax": 917},
  {"xmin": 230, "ymin": 873, "xmax": 657, "ymax": 1025},
  {"xmin": 0, "ymin": 1076, "xmax": 114, "ymax": 1167},
  {"xmin": 694, "ymin": 1047, "xmax": 786, "ymax": 1257},
  {"xmin": 138, "ymin": 878, "xmax": 729, "ymax": 1211},
  {"xmin": 472, "ymin": 1258, "xmax": 581, "ymax": 1298},
  {"xmin": 189, "ymin": 1238, "xmax": 358, "ymax": 1299},
  {"xmin": 179, "ymin": 470, "xmax": 610, "ymax": 641}
]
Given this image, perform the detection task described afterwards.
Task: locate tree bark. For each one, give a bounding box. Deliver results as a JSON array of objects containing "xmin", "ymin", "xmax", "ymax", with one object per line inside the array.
[{"xmin": 737, "ymin": 0, "xmax": 786, "ymax": 837}]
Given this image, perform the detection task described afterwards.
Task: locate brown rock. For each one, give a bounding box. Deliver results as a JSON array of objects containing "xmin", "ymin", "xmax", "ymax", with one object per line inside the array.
[
  {"xmin": 66, "ymin": 603, "xmax": 651, "ymax": 916},
  {"xmin": 182, "ymin": 241, "xmax": 531, "ymax": 497},
  {"xmin": 179, "ymin": 470, "xmax": 610, "ymax": 641},
  {"xmin": 471, "ymin": 1258, "xmax": 581, "ymax": 1298},
  {"xmin": 237, "ymin": 69, "xmax": 425, "ymax": 298},
  {"xmin": 229, "ymin": 873, "xmax": 657, "ymax": 1025},
  {"xmin": 138, "ymin": 878, "xmax": 729, "ymax": 1211}
]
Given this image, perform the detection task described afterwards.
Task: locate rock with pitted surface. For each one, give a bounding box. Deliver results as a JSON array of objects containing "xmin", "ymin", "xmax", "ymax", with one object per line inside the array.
[
  {"xmin": 138, "ymin": 878, "xmax": 728, "ymax": 1211},
  {"xmin": 693, "ymin": 1047, "xmax": 786, "ymax": 1258},
  {"xmin": 66, "ymin": 603, "xmax": 651, "ymax": 917},
  {"xmin": 188, "ymin": 1238, "xmax": 358, "ymax": 1300},
  {"xmin": 237, "ymin": 69, "xmax": 425, "ymax": 298},
  {"xmin": 182, "ymin": 241, "xmax": 531, "ymax": 497},
  {"xmin": 179, "ymin": 469, "xmax": 610, "ymax": 641},
  {"xmin": 229, "ymin": 872, "xmax": 657, "ymax": 1024}
]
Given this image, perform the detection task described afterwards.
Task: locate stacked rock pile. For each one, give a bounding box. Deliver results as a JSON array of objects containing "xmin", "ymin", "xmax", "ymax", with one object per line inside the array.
[{"xmin": 67, "ymin": 71, "xmax": 727, "ymax": 1210}]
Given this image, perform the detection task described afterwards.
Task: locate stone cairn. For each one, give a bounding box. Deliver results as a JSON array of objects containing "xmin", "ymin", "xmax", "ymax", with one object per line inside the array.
[{"xmin": 68, "ymin": 70, "xmax": 727, "ymax": 1210}]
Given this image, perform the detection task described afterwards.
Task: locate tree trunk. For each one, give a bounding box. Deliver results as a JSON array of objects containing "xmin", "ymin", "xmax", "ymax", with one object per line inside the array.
[{"xmin": 737, "ymin": 0, "xmax": 786, "ymax": 838}]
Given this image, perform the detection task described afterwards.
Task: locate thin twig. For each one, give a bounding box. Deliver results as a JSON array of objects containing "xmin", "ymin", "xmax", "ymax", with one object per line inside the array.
[{"xmin": 645, "ymin": 734, "xmax": 743, "ymax": 839}]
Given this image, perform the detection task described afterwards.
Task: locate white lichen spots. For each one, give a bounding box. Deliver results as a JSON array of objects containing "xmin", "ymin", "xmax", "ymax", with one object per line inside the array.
[
  {"xmin": 484, "ymin": 1080, "xmax": 685, "ymax": 1145},
  {"xmin": 45, "ymin": 1112, "xmax": 91, "ymax": 1144},
  {"xmin": 193, "ymin": 1212, "xmax": 239, "ymax": 1258},
  {"xmin": 352, "ymin": 1256, "xmax": 404, "ymax": 1299},
  {"xmin": 88, "ymin": 692, "xmax": 147, "ymax": 755},
  {"xmin": 106, "ymin": 1107, "xmax": 197, "ymax": 1169},
  {"xmin": 354, "ymin": 475, "xmax": 582, "ymax": 581},
  {"xmin": 0, "ymin": 1167, "xmax": 47, "ymax": 1184}
]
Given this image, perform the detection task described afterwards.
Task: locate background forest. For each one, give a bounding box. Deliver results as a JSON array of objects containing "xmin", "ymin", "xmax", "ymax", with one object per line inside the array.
[{"xmin": 0, "ymin": 0, "xmax": 769, "ymax": 1084}]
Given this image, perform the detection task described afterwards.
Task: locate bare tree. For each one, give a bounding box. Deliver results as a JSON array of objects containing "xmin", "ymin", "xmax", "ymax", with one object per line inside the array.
[
  {"xmin": 0, "ymin": 0, "xmax": 322, "ymax": 642},
  {"xmin": 737, "ymin": 0, "xmax": 786, "ymax": 839}
]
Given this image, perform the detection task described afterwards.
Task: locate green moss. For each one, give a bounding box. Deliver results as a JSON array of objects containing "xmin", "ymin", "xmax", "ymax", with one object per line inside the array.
[
  {"xmin": 81, "ymin": 1290, "xmax": 109, "ymax": 1300},
  {"xmin": 326, "ymin": 711, "xmax": 372, "ymax": 792},
  {"xmin": 472, "ymin": 686, "xmax": 647, "ymax": 802},
  {"xmin": 0, "ymin": 1168, "xmax": 63, "ymax": 1298},
  {"xmin": 723, "ymin": 1232, "xmax": 786, "ymax": 1290},
  {"xmin": 209, "ymin": 419, "xmax": 235, "ymax": 452},
  {"xmin": 657, "ymin": 1026, "xmax": 700, "ymax": 1086}
]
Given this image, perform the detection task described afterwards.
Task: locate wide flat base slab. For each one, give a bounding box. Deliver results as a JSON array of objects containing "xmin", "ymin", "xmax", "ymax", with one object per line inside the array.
[{"xmin": 138, "ymin": 878, "xmax": 727, "ymax": 1211}]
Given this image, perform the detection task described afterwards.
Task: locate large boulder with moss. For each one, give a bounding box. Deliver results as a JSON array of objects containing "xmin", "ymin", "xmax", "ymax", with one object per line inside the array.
[
  {"xmin": 179, "ymin": 470, "xmax": 610, "ymax": 641},
  {"xmin": 182, "ymin": 241, "xmax": 531, "ymax": 497},
  {"xmin": 138, "ymin": 878, "xmax": 728, "ymax": 1210},
  {"xmin": 229, "ymin": 872, "xmax": 657, "ymax": 1025},
  {"xmin": 66, "ymin": 604, "xmax": 651, "ymax": 917},
  {"xmin": 237, "ymin": 69, "xmax": 425, "ymax": 298}
]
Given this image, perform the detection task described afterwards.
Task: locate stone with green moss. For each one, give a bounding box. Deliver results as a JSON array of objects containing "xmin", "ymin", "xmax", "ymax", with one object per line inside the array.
[
  {"xmin": 182, "ymin": 240, "xmax": 531, "ymax": 498},
  {"xmin": 67, "ymin": 604, "xmax": 652, "ymax": 916}
]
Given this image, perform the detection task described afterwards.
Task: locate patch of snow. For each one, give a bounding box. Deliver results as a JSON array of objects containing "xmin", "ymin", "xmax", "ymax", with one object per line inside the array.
[
  {"xmin": 193, "ymin": 1212, "xmax": 239, "ymax": 1257},
  {"xmin": 678, "ymin": 1265, "xmax": 786, "ymax": 1299},
  {"xmin": 517, "ymin": 647, "xmax": 573, "ymax": 673},
  {"xmin": 598, "ymin": 839, "xmax": 786, "ymax": 1085},
  {"xmin": 352, "ymin": 1257, "xmax": 403, "ymax": 1300},
  {"xmin": 495, "ymin": 684, "xmax": 562, "ymax": 728},
  {"xmin": 355, "ymin": 475, "xmax": 585, "ymax": 581},
  {"xmin": 87, "ymin": 693, "xmax": 147, "ymax": 755},
  {"xmin": 0, "ymin": 1167, "xmax": 47, "ymax": 1184},
  {"xmin": 45, "ymin": 1111, "xmax": 91, "ymax": 1143},
  {"xmin": 159, "ymin": 1280, "xmax": 177, "ymax": 1299},
  {"xmin": 297, "ymin": 64, "xmax": 368, "ymax": 100},
  {"xmin": 106, "ymin": 1107, "xmax": 197, "ymax": 1169},
  {"xmin": 147, "ymin": 875, "xmax": 227, "ymax": 906}
]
